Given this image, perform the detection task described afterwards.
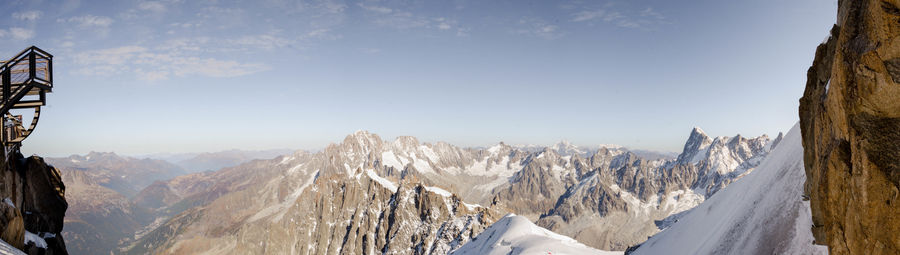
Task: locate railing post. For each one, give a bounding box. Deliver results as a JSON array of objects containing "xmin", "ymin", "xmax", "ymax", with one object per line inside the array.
[
  {"xmin": 2, "ymin": 68, "xmax": 9, "ymax": 107},
  {"xmin": 48, "ymin": 56, "xmax": 53, "ymax": 86},
  {"xmin": 29, "ymin": 50, "xmax": 36, "ymax": 82},
  {"xmin": 0, "ymin": 68, "xmax": 6, "ymax": 147}
]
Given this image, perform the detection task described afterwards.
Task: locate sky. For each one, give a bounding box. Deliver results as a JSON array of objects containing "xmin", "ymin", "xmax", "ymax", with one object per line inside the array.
[{"xmin": 0, "ymin": 0, "xmax": 837, "ymax": 156}]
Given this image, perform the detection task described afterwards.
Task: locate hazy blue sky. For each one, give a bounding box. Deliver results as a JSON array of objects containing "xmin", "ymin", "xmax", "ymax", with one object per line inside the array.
[{"xmin": 1, "ymin": 0, "xmax": 836, "ymax": 156}]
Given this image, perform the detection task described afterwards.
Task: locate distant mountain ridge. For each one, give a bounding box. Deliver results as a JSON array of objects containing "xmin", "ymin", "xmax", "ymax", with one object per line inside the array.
[
  {"xmin": 138, "ymin": 149, "xmax": 293, "ymax": 173},
  {"xmin": 48, "ymin": 152, "xmax": 187, "ymax": 198},
  {"xmin": 50, "ymin": 151, "xmax": 289, "ymax": 255}
]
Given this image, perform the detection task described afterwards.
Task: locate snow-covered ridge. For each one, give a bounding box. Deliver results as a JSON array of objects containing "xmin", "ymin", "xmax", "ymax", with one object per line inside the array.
[
  {"xmin": 631, "ymin": 123, "xmax": 827, "ymax": 255},
  {"xmin": 452, "ymin": 214, "xmax": 622, "ymax": 255},
  {"xmin": 366, "ymin": 169, "xmax": 398, "ymax": 191}
]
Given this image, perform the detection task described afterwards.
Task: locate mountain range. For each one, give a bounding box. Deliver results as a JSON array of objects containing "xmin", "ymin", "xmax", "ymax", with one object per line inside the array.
[{"xmin": 53, "ymin": 126, "xmax": 781, "ymax": 254}]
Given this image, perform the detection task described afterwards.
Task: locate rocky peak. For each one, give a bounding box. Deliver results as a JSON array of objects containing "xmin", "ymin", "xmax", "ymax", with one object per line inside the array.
[
  {"xmin": 665, "ymin": 127, "xmax": 774, "ymax": 197},
  {"xmin": 769, "ymin": 132, "xmax": 784, "ymax": 150},
  {"xmin": 390, "ymin": 136, "xmax": 420, "ymax": 152},
  {"xmin": 62, "ymin": 151, "xmax": 122, "ymax": 165},
  {"xmin": 485, "ymin": 142, "xmax": 513, "ymax": 158},
  {"xmin": 84, "ymin": 151, "xmax": 120, "ymax": 161},
  {"xmin": 341, "ymin": 130, "xmax": 384, "ymax": 154},
  {"xmin": 550, "ymin": 140, "xmax": 583, "ymax": 156},
  {"xmin": 676, "ymin": 127, "xmax": 714, "ymax": 164}
]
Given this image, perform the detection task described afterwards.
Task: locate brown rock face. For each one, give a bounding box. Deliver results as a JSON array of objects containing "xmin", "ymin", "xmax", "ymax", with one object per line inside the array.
[
  {"xmin": 0, "ymin": 154, "xmax": 69, "ymax": 255},
  {"xmin": 799, "ymin": 0, "xmax": 900, "ymax": 254},
  {"xmin": 0, "ymin": 201, "xmax": 24, "ymax": 250}
]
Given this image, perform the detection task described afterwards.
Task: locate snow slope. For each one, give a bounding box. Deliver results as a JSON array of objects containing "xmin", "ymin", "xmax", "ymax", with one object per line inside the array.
[
  {"xmin": 452, "ymin": 214, "xmax": 622, "ymax": 255},
  {"xmin": 0, "ymin": 239, "xmax": 25, "ymax": 255},
  {"xmin": 631, "ymin": 123, "xmax": 827, "ymax": 255}
]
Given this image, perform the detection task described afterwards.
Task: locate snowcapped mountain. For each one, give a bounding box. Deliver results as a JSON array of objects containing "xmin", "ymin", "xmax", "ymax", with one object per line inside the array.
[
  {"xmin": 124, "ymin": 131, "xmax": 506, "ymax": 254},
  {"xmin": 452, "ymin": 214, "xmax": 621, "ymax": 255},
  {"xmin": 673, "ymin": 127, "xmax": 777, "ymax": 197},
  {"xmin": 532, "ymin": 128, "xmax": 777, "ymax": 250},
  {"xmin": 100, "ymin": 127, "xmax": 777, "ymax": 253},
  {"xmin": 629, "ymin": 123, "xmax": 826, "ymax": 255},
  {"xmin": 515, "ymin": 141, "xmax": 624, "ymax": 157}
]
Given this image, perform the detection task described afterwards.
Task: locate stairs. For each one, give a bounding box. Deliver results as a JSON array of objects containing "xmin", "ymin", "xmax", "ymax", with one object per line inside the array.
[{"xmin": 0, "ymin": 46, "xmax": 53, "ymax": 147}]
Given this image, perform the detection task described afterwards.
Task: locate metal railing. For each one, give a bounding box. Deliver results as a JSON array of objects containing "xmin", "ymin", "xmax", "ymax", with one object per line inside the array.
[
  {"xmin": 0, "ymin": 46, "xmax": 53, "ymax": 114},
  {"xmin": 0, "ymin": 46, "xmax": 53, "ymax": 149}
]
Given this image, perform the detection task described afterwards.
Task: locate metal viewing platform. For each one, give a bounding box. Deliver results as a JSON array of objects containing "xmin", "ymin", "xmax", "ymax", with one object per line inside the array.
[{"xmin": 0, "ymin": 46, "xmax": 53, "ymax": 151}]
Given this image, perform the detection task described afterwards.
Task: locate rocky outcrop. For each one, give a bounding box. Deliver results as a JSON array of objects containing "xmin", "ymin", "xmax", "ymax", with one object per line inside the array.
[
  {"xmin": 0, "ymin": 153, "xmax": 69, "ymax": 255},
  {"xmin": 490, "ymin": 148, "xmax": 577, "ymax": 220},
  {"xmin": 799, "ymin": 0, "xmax": 900, "ymax": 254},
  {"xmin": 127, "ymin": 167, "xmax": 500, "ymax": 255}
]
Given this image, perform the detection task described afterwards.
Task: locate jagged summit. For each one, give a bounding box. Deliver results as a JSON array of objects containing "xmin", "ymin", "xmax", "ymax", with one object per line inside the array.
[
  {"xmin": 670, "ymin": 127, "xmax": 773, "ymax": 196},
  {"xmin": 677, "ymin": 127, "xmax": 714, "ymax": 164},
  {"xmin": 691, "ymin": 126, "xmax": 706, "ymax": 135},
  {"xmin": 769, "ymin": 132, "xmax": 784, "ymax": 150},
  {"xmin": 550, "ymin": 140, "xmax": 585, "ymax": 156},
  {"xmin": 342, "ymin": 130, "xmax": 383, "ymax": 148}
]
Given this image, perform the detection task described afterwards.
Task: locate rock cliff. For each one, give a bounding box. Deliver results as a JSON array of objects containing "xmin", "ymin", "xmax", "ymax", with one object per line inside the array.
[
  {"xmin": 799, "ymin": 0, "xmax": 900, "ymax": 254},
  {"xmin": 0, "ymin": 153, "xmax": 69, "ymax": 255}
]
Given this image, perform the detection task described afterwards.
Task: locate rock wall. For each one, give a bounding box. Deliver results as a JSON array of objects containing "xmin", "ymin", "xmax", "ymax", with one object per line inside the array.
[
  {"xmin": 0, "ymin": 153, "xmax": 69, "ymax": 255},
  {"xmin": 799, "ymin": 0, "xmax": 900, "ymax": 254}
]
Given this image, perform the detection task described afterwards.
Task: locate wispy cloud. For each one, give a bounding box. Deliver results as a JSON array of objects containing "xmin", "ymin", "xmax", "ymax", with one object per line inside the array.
[
  {"xmin": 59, "ymin": 15, "xmax": 114, "ymax": 28},
  {"xmin": 122, "ymin": 0, "xmax": 183, "ymax": 18},
  {"xmin": 435, "ymin": 17, "xmax": 453, "ymax": 30},
  {"xmin": 359, "ymin": 47, "xmax": 382, "ymax": 54},
  {"xmin": 640, "ymin": 7, "xmax": 665, "ymax": 20},
  {"xmin": 572, "ymin": 10, "xmax": 607, "ymax": 22},
  {"xmin": 371, "ymin": 11, "xmax": 429, "ymax": 29},
  {"xmin": 0, "ymin": 28, "xmax": 36, "ymax": 40},
  {"xmin": 569, "ymin": 5, "xmax": 667, "ymax": 29},
  {"xmin": 360, "ymin": 4, "xmax": 467, "ymax": 36},
  {"xmin": 69, "ymin": 30, "xmax": 302, "ymax": 81},
  {"xmin": 154, "ymin": 31, "xmax": 309, "ymax": 55},
  {"xmin": 515, "ymin": 18, "xmax": 562, "ymax": 39},
  {"xmin": 12, "ymin": 11, "xmax": 42, "ymax": 21},
  {"xmin": 456, "ymin": 27, "xmax": 470, "ymax": 37},
  {"xmin": 358, "ymin": 3, "xmax": 392, "ymax": 14},
  {"xmin": 138, "ymin": 1, "xmax": 167, "ymax": 12},
  {"xmin": 228, "ymin": 34, "xmax": 293, "ymax": 50},
  {"xmin": 72, "ymin": 45, "xmax": 270, "ymax": 81}
]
